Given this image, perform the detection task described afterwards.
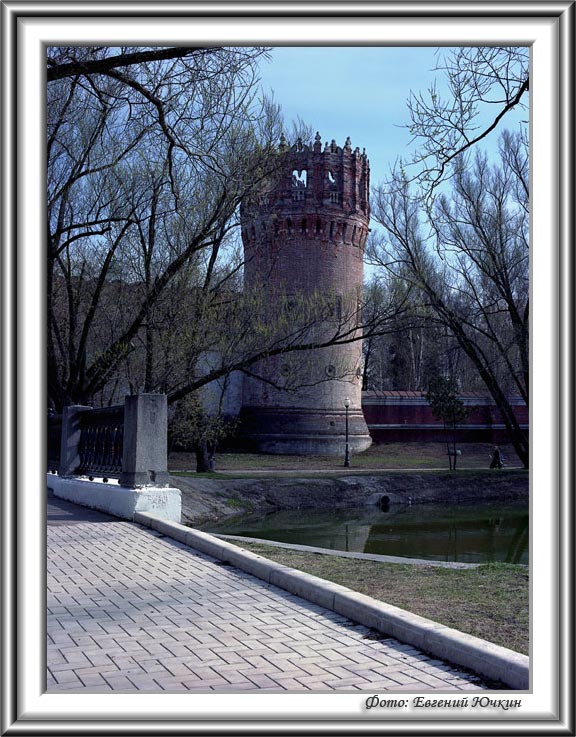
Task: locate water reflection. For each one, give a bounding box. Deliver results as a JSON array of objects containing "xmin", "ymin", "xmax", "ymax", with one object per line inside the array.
[{"xmin": 201, "ymin": 502, "xmax": 529, "ymax": 565}]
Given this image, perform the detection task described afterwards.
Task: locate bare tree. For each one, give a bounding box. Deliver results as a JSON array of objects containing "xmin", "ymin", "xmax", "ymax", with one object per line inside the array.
[
  {"xmin": 404, "ymin": 47, "xmax": 528, "ymax": 194},
  {"xmin": 369, "ymin": 131, "xmax": 529, "ymax": 467},
  {"xmin": 362, "ymin": 273, "xmax": 468, "ymax": 392},
  {"xmin": 47, "ymin": 46, "xmax": 282, "ymax": 408}
]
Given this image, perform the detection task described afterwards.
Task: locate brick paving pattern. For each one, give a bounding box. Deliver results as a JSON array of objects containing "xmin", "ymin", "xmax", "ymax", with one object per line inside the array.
[{"xmin": 47, "ymin": 498, "xmax": 489, "ymax": 692}]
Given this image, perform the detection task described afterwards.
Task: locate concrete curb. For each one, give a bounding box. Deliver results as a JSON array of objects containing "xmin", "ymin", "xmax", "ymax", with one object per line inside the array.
[{"xmin": 134, "ymin": 511, "xmax": 530, "ymax": 691}]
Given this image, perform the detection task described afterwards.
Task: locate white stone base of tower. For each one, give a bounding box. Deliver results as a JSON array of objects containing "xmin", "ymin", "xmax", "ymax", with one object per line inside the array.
[{"xmin": 240, "ymin": 406, "xmax": 372, "ymax": 456}]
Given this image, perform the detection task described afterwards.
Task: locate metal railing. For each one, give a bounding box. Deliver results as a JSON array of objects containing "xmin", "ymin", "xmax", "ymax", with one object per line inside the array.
[
  {"xmin": 47, "ymin": 413, "xmax": 62, "ymax": 473},
  {"xmin": 76, "ymin": 406, "xmax": 124, "ymax": 477}
]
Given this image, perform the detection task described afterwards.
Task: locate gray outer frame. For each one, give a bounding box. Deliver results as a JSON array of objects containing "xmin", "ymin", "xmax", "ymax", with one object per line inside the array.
[{"xmin": 2, "ymin": 2, "xmax": 573, "ymax": 735}]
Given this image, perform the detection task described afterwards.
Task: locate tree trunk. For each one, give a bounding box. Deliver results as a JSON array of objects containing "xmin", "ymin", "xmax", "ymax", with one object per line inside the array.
[
  {"xmin": 452, "ymin": 423, "xmax": 458, "ymax": 470},
  {"xmin": 195, "ymin": 441, "xmax": 215, "ymax": 473},
  {"xmin": 444, "ymin": 424, "xmax": 452, "ymax": 471}
]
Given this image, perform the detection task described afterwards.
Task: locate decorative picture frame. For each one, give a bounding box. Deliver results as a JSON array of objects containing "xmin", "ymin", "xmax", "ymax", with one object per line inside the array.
[{"xmin": 1, "ymin": 1, "xmax": 573, "ymax": 734}]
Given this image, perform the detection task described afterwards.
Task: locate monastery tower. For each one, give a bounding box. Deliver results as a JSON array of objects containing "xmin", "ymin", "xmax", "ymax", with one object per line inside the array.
[{"xmin": 240, "ymin": 134, "xmax": 372, "ymax": 455}]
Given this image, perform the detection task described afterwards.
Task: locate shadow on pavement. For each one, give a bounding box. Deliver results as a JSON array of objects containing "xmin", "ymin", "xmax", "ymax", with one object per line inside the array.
[{"xmin": 47, "ymin": 496, "xmax": 117, "ymax": 525}]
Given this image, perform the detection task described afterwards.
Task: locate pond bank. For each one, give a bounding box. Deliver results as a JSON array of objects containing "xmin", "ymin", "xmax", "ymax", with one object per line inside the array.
[{"xmin": 173, "ymin": 471, "xmax": 528, "ymax": 527}]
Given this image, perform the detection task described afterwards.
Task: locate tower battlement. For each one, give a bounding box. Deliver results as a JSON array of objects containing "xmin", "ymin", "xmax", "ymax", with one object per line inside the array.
[{"xmin": 242, "ymin": 134, "xmax": 370, "ymax": 254}]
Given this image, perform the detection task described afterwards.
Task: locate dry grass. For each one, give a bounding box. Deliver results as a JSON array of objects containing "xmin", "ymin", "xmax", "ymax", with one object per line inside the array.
[{"xmin": 170, "ymin": 442, "xmax": 524, "ymax": 473}]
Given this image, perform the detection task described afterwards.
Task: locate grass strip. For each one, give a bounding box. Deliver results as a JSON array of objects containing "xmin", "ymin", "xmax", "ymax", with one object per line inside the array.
[
  {"xmin": 171, "ymin": 469, "xmax": 528, "ymax": 481},
  {"xmin": 233, "ymin": 541, "xmax": 529, "ymax": 655},
  {"xmin": 169, "ymin": 442, "xmax": 527, "ymax": 473}
]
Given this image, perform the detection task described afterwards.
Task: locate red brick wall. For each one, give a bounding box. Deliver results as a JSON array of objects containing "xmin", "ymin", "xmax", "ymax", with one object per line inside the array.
[{"xmin": 361, "ymin": 392, "xmax": 528, "ymax": 443}]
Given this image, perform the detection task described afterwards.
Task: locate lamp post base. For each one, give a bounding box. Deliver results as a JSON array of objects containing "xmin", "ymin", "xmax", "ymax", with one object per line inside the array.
[{"xmin": 344, "ymin": 443, "xmax": 350, "ymax": 467}]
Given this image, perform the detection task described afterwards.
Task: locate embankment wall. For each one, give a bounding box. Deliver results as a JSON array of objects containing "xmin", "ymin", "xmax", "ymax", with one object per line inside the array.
[{"xmin": 174, "ymin": 472, "xmax": 528, "ymax": 527}]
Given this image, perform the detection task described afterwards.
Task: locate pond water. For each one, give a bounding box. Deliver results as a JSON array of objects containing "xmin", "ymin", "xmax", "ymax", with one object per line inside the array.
[{"xmin": 201, "ymin": 501, "xmax": 529, "ymax": 565}]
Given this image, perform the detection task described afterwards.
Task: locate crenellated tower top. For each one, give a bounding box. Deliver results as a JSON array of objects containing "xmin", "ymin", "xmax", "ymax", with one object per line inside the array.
[
  {"xmin": 242, "ymin": 133, "xmax": 370, "ymax": 221},
  {"xmin": 241, "ymin": 134, "xmax": 370, "ymax": 267}
]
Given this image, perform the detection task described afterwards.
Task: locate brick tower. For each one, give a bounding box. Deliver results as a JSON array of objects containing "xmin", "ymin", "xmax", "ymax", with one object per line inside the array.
[{"xmin": 240, "ymin": 133, "xmax": 372, "ymax": 455}]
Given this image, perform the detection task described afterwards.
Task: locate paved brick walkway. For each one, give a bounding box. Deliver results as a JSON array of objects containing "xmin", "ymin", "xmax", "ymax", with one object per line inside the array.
[{"xmin": 47, "ymin": 498, "xmax": 489, "ymax": 692}]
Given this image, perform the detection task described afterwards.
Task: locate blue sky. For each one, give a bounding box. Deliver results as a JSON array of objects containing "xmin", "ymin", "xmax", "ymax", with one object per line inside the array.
[
  {"xmin": 256, "ymin": 46, "xmax": 526, "ymax": 191},
  {"xmin": 257, "ymin": 46, "xmax": 445, "ymax": 189}
]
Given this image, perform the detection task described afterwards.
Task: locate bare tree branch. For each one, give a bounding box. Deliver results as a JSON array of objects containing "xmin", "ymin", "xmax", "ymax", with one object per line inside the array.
[
  {"xmin": 47, "ymin": 46, "xmax": 219, "ymax": 81},
  {"xmin": 430, "ymin": 77, "xmax": 529, "ymax": 191}
]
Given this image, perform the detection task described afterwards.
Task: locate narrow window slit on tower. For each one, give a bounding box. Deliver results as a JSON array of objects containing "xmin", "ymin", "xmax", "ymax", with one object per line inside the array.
[
  {"xmin": 292, "ymin": 169, "xmax": 307, "ymax": 201},
  {"xmin": 327, "ymin": 170, "xmax": 340, "ymax": 203}
]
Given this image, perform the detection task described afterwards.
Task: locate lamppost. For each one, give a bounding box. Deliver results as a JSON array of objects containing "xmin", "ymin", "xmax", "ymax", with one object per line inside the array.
[{"xmin": 344, "ymin": 397, "xmax": 350, "ymax": 467}]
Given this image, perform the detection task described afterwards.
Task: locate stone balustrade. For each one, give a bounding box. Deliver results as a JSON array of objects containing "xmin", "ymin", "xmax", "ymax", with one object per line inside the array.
[{"xmin": 47, "ymin": 394, "xmax": 180, "ymax": 521}]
